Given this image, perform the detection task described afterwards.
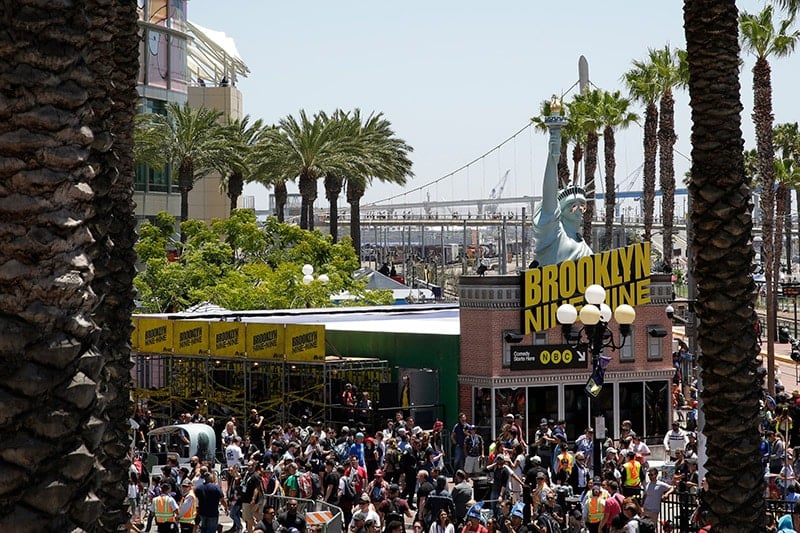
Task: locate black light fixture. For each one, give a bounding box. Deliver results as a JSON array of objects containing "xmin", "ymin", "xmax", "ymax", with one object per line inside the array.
[
  {"xmin": 556, "ymin": 284, "xmax": 636, "ymax": 398},
  {"xmin": 504, "ymin": 332, "xmax": 524, "ymax": 344}
]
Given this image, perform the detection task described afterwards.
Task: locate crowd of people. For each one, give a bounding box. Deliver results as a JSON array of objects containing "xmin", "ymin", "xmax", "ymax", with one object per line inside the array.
[{"xmin": 126, "ymin": 403, "xmax": 726, "ymax": 533}]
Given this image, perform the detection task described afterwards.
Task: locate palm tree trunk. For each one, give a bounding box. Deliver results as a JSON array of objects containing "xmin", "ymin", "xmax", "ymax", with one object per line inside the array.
[
  {"xmin": 572, "ymin": 143, "xmax": 583, "ymax": 185},
  {"xmin": 179, "ymin": 164, "xmax": 193, "ymax": 242},
  {"xmin": 775, "ymin": 184, "xmax": 789, "ymax": 291},
  {"xmin": 659, "ymin": 89, "xmax": 677, "ymax": 265},
  {"xmin": 325, "ymin": 174, "xmax": 344, "ymax": 242},
  {"xmin": 603, "ymin": 126, "xmax": 616, "ymax": 250},
  {"xmin": 298, "ymin": 172, "xmax": 318, "ymax": 230},
  {"xmin": 0, "ymin": 2, "xmax": 111, "ymax": 529},
  {"xmin": 558, "ymin": 137, "xmax": 570, "ymax": 188},
  {"xmin": 582, "ymin": 131, "xmax": 599, "ymax": 246},
  {"xmin": 642, "ymin": 103, "xmax": 659, "ymax": 241},
  {"xmin": 347, "ymin": 180, "xmax": 366, "ymax": 256},
  {"xmin": 228, "ymin": 171, "xmax": 244, "ymax": 214},
  {"xmin": 753, "ymin": 56, "xmax": 777, "ymax": 395},
  {"xmin": 684, "ymin": 0, "xmax": 765, "ymax": 529},
  {"xmin": 87, "ymin": 1, "xmax": 139, "ymax": 529},
  {"xmin": 274, "ymin": 180, "xmax": 287, "ymax": 222}
]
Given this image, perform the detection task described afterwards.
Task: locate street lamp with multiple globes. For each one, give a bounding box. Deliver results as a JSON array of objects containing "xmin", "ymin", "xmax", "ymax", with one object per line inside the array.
[
  {"xmin": 301, "ymin": 264, "xmax": 329, "ymax": 286},
  {"xmin": 555, "ymin": 284, "xmax": 636, "ymax": 398}
]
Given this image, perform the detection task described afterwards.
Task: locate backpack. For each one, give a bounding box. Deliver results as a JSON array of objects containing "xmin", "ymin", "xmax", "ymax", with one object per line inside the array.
[
  {"xmin": 310, "ymin": 472, "xmax": 322, "ymax": 499},
  {"xmin": 298, "ymin": 472, "xmax": 314, "ymax": 499},
  {"xmin": 634, "ymin": 516, "xmax": 657, "ymax": 533},
  {"xmin": 342, "ymin": 474, "xmax": 356, "ymax": 500},
  {"xmin": 384, "ymin": 498, "xmax": 403, "ymax": 525}
]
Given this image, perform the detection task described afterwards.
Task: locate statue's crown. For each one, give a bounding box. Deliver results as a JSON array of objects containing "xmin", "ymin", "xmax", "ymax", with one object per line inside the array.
[{"xmin": 557, "ymin": 185, "xmax": 586, "ymax": 203}]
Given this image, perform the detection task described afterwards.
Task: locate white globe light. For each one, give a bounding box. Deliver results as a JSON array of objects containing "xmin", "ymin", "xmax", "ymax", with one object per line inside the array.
[
  {"xmin": 556, "ymin": 304, "xmax": 578, "ymax": 325},
  {"xmin": 302, "ymin": 274, "xmax": 314, "ymax": 285},
  {"xmin": 302, "ymin": 264, "xmax": 314, "ymax": 276},
  {"xmin": 318, "ymin": 273, "xmax": 329, "ymax": 284},
  {"xmin": 585, "ymin": 284, "xmax": 606, "ymax": 305},
  {"xmin": 599, "ymin": 303, "xmax": 613, "ymax": 323},
  {"xmin": 614, "ymin": 304, "xmax": 637, "ymax": 325},
  {"xmin": 579, "ymin": 304, "xmax": 601, "ymax": 325}
]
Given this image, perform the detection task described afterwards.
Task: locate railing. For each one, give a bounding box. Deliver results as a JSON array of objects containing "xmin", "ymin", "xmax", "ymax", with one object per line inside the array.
[{"xmin": 660, "ymin": 492, "xmax": 794, "ymax": 532}]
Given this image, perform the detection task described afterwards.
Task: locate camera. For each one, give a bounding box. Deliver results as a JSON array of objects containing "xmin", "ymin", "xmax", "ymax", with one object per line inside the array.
[{"xmin": 666, "ymin": 305, "xmax": 675, "ymax": 320}]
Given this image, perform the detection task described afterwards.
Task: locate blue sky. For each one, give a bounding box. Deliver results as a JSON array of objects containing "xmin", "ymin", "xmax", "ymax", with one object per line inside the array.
[{"xmin": 188, "ymin": 1, "xmax": 796, "ymax": 214}]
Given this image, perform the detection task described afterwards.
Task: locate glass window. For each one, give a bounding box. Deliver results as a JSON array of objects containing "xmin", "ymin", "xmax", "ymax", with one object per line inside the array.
[
  {"xmin": 647, "ymin": 326, "xmax": 663, "ymax": 360},
  {"xmin": 564, "ymin": 384, "xmax": 590, "ymax": 438},
  {"xmin": 645, "ymin": 380, "xmax": 670, "ymax": 439},
  {"xmin": 533, "ymin": 332, "xmax": 547, "ymax": 345},
  {"xmin": 619, "ymin": 382, "xmax": 644, "ymax": 435},
  {"xmin": 527, "ymin": 385, "xmax": 558, "ymax": 433},
  {"xmin": 135, "ymin": 164, "xmax": 148, "ymax": 192},
  {"xmin": 619, "ymin": 331, "xmax": 634, "ymax": 361}
]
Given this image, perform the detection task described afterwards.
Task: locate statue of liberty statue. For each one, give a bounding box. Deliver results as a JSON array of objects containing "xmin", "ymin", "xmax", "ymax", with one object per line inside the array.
[{"xmin": 531, "ymin": 96, "xmax": 592, "ymax": 267}]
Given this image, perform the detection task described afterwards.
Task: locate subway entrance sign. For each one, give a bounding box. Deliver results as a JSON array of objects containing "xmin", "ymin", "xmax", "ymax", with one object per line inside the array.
[
  {"xmin": 510, "ymin": 345, "xmax": 589, "ymax": 371},
  {"xmin": 521, "ymin": 242, "xmax": 651, "ymax": 334}
]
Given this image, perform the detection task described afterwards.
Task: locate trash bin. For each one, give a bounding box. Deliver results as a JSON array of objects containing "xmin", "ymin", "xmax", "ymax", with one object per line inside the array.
[{"xmin": 472, "ymin": 476, "xmax": 491, "ymax": 501}]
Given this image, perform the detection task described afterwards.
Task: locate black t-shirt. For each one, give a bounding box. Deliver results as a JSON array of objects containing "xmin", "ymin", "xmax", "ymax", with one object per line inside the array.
[
  {"xmin": 278, "ymin": 511, "xmax": 306, "ymax": 532},
  {"xmin": 525, "ymin": 466, "xmax": 548, "ymax": 486},
  {"xmin": 417, "ymin": 481, "xmax": 435, "ymax": 501},
  {"xmin": 195, "ymin": 481, "xmax": 224, "ymax": 517},
  {"xmin": 242, "ymin": 472, "xmax": 262, "ymax": 504},
  {"xmin": 491, "ymin": 466, "xmax": 510, "ymax": 493},
  {"xmin": 324, "ymin": 471, "xmax": 340, "ymax": 504}
]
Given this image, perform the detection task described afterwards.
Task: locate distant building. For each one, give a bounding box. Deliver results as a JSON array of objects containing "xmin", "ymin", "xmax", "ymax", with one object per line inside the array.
[{"xmin": 135, "ymin": 1, "xmax": 250, "ymax": 225}]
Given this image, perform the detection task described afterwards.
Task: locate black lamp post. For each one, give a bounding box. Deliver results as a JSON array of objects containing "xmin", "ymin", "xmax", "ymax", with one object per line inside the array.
[{"xmin": 556, "ymin": 284, "xmax": 636, "ymax": 476}]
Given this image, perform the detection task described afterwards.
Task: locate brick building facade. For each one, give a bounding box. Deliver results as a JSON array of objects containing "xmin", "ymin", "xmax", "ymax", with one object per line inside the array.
[{"xmin": 458, "ymin": 272, "xmax": 675, "ymax": 446}]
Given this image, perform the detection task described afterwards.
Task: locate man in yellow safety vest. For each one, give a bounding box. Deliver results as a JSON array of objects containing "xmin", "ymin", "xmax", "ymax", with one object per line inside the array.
[
  {"xmin": 582, "ymin": 484, "xmax": 605, "ymax": 533},
  {"xmin": 620, "ymin": 450, "xmax": 643, "ymax": 497},
  {"xmin": 151, "ymin": 482, "xmax": 179, "ymax": 533},
  {"xmin": 178, "ymin": 478, "xmax": 198, "ymax": 533}
]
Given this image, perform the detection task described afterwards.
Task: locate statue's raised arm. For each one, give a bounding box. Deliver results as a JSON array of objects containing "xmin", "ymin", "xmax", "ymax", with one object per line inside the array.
[{"xmin": 531, "ymin": 95, "xmax": 592, "ymax": 267}]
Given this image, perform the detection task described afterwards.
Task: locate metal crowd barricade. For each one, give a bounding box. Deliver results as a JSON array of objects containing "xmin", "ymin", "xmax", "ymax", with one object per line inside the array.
[{"xmin": 266, "ymin": 494, "xmax": 344, "ymax": 533}]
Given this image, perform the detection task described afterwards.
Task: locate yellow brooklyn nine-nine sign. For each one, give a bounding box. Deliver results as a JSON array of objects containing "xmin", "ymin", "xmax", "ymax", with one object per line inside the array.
[
  {"xmin": 285, "ymin": 324, "xmax": 326, "ymax": 362},
  {"xmin": 246, "ymin": 323, "xmax": 285, "ymax": 360},
  {"xmin": 210, "ymin": 322, "xmax": 246, "ymax": 357},
  {"xmin": 522, "ymin": 242, "xmax": 651, "ymax": 334}
]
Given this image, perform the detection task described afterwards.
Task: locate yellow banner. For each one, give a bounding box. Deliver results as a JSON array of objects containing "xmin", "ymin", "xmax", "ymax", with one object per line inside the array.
[
  {"xmin": 521, "ymin": 242, "xmax": 652, "ymax": 334},
  {"xmin": 138, "ymin": 318, "xmax": 174, "ymax": 353},
  {"xmin": 246, "ymin": 323, "xmax": 285, "ymax": 360},
  {"xmin": 131, "ymin": 317, "xmax": 139, "ymax": 351},
  {"xmin": 173, "ymin": 320, "xmax": 209, "ymax": 355},
  {"xmin": 209, "ymin": 322, "xmax": 246, "ymax": 357},
  {"xmin": 285, "ymin": 324, "xmax": 325, "ymax": 362}
]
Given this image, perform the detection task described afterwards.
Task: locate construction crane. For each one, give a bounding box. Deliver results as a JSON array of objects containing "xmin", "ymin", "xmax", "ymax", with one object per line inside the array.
[{"xmin": 485, "ymin": 169, "xmax": 511, "ymax": 215}]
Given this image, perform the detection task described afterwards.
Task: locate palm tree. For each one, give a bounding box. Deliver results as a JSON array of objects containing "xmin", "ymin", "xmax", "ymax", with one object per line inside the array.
[
  {"xmin": 323, "ymin": 110, "xmax": 361, "ymax": 242},
  {"xmin": 221, "ymin": 116, "xmax": 266, "ymax": 214},
  {"xmin": 597, "ymin": 90, "xmax": 638, "ymax": 250},
  {"xmin": 740, "ymin": 4, "xmax": 799, "ymax": 394},
  {"xmin": 91, "ymin": 2, "xmax": 140, "ymax": 529},
  {"xmin": 134, "ymin": 102, "xmax": 232, "ymax": 241},
  {"xmin": 254, "ymin": 110, "xmax": 363, "ymax": 231},
  {"xmin": 773, "ymin": 122, "xmax": 800, "ymax": 278},
  {"xmin": 650, "ymin": 45, "xmax": 688, "ymax": 266},
  {"xmin": 568, "ymin": 90, "xmax": 603, "ymax": 245},
  {"xmin": 684, "ymin": 1, "xmax": 765, "ymax": 529},
  {"xmin": 0, "ymin": 2, "xmax": 137, "ymax": 530},
  {"xmin": 623, "ymin": 58, "xmax": 661, "ymax": 242},
  {"xmin": 346, "ymin": 110, "xmax": 414, "ymax": 254}
]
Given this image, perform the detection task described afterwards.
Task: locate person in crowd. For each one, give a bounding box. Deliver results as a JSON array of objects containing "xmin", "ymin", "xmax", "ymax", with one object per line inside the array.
[
  {"xmin": 582, "ymin": 484, "xmax": 605, "ymax": 533},
  {"xmin": 278, "ymin": 498, "xmax": 307, "ymax": 533},
  {"xmin": 451, "ymin": 470, "xmax": 473, "ymax": 527},
  {"xmin": 641, "ymin": 467, "xmax": 673, "ymax": 525},
  {"xmin": 663, "ymin": 422, "xmax": 688, "ymax": 461},
  {"xmin": 430, "ymin": 509, "xmax": 455, "ymax": 533},
  {"xmin": 464, "ymin": 425, "xmax": 484, "ymax": 475},
  {"xmin": 451, "ymin": 413, "xmax": 469, "ymax": 472},
  {"xmin": 619, "ymin": 450, "xmax": 643, "ymax": 498},
  {"xmin": 151, "ymin": 482, "xmax": 179, "ymax": 533},
  {"xmin": 195, "ymin": 471, "xmax": 228, "ymax": 533},
  {"xmin": 253, "ymin": 506, "xmax": 279, "ymax": 533}
]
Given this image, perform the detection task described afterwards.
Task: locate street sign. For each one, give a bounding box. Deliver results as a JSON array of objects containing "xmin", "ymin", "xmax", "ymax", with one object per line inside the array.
[
  {"xmin": 510, "ymin": 344, "xmax": 589, "ymax": 371},
  {"xmin": 783, "ymin": 284, "xmax": 800, "ymax": 297}
]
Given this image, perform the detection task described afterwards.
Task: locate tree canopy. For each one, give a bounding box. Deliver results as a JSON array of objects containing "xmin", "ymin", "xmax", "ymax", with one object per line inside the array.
[{"xmin": 134, "ymin": 210, "xmax": 393, "ymax": 312}]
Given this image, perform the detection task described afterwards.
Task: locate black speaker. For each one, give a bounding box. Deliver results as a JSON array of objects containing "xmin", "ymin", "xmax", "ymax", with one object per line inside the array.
[{"xmin": 379, "ymin": 382, "xmax": 400, "ymax": 409}]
